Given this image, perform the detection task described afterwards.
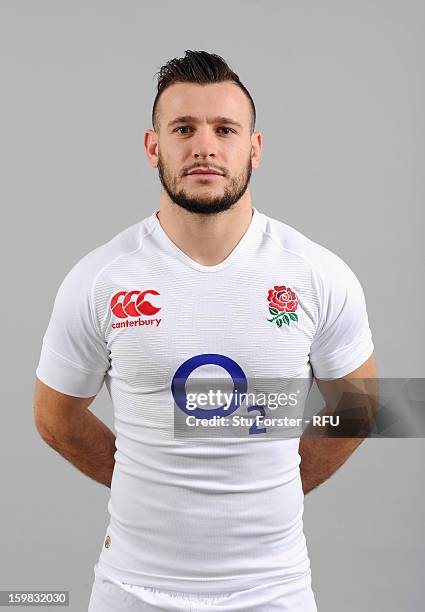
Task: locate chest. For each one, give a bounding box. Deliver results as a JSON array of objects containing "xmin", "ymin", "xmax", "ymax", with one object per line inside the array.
[{"xmin": 101, "ymin": 263, "xmax": 317, "ymax": 388}]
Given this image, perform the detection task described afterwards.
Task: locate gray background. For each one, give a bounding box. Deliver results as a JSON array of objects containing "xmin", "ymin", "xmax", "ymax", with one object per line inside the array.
[{"xmin": 1, "ymin": 0, "xmax": 424, "ymax": 610}]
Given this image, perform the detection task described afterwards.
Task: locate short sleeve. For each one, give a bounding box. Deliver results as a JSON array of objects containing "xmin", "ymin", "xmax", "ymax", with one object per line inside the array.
[
  {"xmin": 309, "ymin": 254, "xmax": 374, "ymax": 380},
  {"xmin": 36, "ymin": 258, "xmax": 111, "ymax": 398}
]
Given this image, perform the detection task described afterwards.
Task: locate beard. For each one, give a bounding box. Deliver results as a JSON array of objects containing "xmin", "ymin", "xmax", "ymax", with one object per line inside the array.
[{"xmin": 157, "ymin": 152, "xmax": 252, "ymax": 215}]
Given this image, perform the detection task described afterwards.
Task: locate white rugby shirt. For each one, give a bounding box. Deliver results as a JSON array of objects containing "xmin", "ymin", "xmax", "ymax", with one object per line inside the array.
[{"xmin": 36, "ymin": 207, "xmax": 374, "ymax": 593}]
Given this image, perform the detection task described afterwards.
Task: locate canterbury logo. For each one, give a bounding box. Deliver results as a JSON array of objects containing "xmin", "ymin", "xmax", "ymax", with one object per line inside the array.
[{"xmin": 110, "ymin": 289, "xmax": 161, "ymax": 319}]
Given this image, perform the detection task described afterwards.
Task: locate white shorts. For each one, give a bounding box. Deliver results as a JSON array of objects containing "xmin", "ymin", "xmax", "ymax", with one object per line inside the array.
[{"xmin": 87, "ymin": 563, "xmax": 318, "ymax": 611}]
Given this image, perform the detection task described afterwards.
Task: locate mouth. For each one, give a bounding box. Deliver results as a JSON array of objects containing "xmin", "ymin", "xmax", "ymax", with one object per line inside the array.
[
  {"xmin": 186, "ymin": 168, "xmax": 224, "ymax": 176},
  {"xmin": 186, "ymin": 173, "xmax": 223, "ymax": 177}
]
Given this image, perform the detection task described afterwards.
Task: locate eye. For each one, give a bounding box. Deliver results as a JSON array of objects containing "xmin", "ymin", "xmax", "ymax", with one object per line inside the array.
[
  {"xmin": 174, "ymin": 126, "xmax": 192, "ymax": 134},
  {"xmin": 217, "ymin": 127, "xmax": 235, "ymax": 135}
]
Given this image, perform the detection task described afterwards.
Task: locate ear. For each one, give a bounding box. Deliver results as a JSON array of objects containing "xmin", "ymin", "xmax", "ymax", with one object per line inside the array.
[
  {"xmin": 144, "ymin": 128, "xmax": 159, "ymax": 168},
  {"xmin": 251, "ymin": 131, "xmax": 263, "ymax": 170}
]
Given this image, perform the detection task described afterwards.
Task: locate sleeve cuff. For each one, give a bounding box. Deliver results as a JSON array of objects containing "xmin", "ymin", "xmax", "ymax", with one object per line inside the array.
[
  {"xmin": 35, "ymin": 341, "xmax": 105, "ymax": 398},
  {"xmin": 310, "ymin": 334, "xmax": 374, "ymax": 380}
]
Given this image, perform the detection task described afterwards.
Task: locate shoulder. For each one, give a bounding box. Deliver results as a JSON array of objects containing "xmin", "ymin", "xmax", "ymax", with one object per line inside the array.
[
  {"xmin": 259, "ymin": 211, "xmax": 361, "ymax": 287},
  {"xmin": 55, "ymin": 215, "xmax": 154, "ymax": 295}
]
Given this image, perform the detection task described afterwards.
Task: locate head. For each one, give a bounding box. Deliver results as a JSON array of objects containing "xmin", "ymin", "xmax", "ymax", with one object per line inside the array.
[{"xmin": 144, "ymin": 50, "xmax": 262, "ymax": 215}]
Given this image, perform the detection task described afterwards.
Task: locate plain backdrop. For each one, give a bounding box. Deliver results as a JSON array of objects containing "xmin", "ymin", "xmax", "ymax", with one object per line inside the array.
[{"xmin": 0, "ymin": 1, "xmax": 424, "ymax": 610}]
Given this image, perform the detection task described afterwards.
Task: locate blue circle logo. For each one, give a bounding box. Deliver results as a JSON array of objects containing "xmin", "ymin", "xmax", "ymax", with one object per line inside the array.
[{"xmin": 171, "ymin": 354, "xmax": 247, "ymax": 419}]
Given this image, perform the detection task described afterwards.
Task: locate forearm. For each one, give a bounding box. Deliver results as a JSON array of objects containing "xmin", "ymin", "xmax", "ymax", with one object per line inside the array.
[
  {"xmin": 39, "ymin": 409, "xmax": 116, "ymax": 488},
  {"xmin": 299, "ymin": 434, "xmax": 364, "ymax": 495},
  {"xmin": 299, "ymin": 376, "xmax": 378, "ymax": 494}
]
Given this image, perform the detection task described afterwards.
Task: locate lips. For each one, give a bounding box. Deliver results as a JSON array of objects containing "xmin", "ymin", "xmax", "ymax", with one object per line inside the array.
[{"xmin": 187, "ymin": 169, "xmax": 223, "ymax": 175}]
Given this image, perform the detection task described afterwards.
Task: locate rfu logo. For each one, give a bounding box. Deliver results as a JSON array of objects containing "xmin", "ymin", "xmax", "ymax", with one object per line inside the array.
[{"xmin": 110, "ymin": 289, "xmax": 161, "ymax": 319}]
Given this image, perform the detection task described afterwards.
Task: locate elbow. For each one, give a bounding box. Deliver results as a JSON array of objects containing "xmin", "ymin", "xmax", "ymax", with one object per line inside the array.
[{"xmin": 34, "ymin": 410, "xmax": 54, "ymax": 443}]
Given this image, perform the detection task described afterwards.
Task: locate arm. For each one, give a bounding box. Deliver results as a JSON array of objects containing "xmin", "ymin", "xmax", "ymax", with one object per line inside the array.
[
  {"xmin": 33, "ymin": 377, "xmax": 116, "ymax": 488},
  {"xmin": 299, "ymin": 351, "xmax": 378, "ymax": 495}
]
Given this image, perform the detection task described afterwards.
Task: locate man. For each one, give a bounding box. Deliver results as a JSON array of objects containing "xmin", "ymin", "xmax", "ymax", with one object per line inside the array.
[{"xmin": 34, "ymin": 50, "xmax": 377, "ymax": 611}]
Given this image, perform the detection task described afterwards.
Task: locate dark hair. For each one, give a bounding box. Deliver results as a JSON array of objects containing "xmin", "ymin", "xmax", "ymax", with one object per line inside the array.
[{"xmin": 151, "ymin": 50, "xmax": 256, "ymax": 134}]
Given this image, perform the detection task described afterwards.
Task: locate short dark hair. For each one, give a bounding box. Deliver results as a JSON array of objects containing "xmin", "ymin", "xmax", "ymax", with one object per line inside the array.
[{"xmin": 151, "ymin": 50, "xmax": 256, "ymax": 134}]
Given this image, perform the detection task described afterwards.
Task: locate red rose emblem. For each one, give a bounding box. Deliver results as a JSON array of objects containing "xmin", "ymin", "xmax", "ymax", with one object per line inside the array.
[{"xmin": 267, "ymin": 285, "xmax": 299, "ymax": 328}]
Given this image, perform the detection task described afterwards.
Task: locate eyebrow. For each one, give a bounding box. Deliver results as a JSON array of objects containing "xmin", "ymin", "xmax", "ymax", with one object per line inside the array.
[{"xmin": 167, "ymin": 115, "xmax": 243, "ymax": 130}]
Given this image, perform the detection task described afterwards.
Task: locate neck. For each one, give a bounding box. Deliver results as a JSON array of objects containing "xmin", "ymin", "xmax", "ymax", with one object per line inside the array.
[{"xmin": 156, "ymin": 191, "xmax": 254, "ymax": 267}]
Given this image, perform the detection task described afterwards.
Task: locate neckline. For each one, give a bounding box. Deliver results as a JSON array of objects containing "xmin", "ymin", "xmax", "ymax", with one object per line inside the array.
[{"xmin": 149, "ymin": 206, "xmax": 263, "ymax": 273}]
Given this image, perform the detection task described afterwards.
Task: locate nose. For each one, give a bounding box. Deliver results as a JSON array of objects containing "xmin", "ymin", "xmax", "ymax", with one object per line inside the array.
[{"xmin": 191, "ymin": 126, "xmax": 217, "ymax": 159}]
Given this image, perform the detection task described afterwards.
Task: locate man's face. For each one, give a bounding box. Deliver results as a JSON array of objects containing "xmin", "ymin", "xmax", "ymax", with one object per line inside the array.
[{"xmin": 147, "ymin": 82, "xmax": 261, "ymax": 215}]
